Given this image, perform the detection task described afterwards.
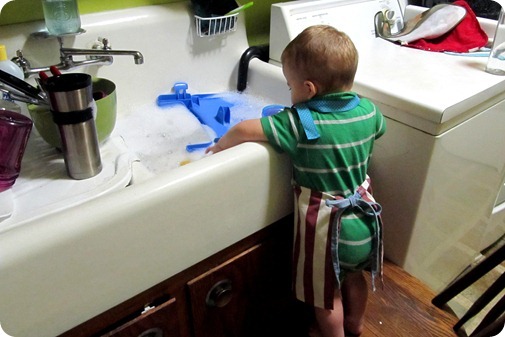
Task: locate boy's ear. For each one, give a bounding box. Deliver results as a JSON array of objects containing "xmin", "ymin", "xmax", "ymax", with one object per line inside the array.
[{"xmin": 304, "ymin": 80, "xmax": 318, "ymax": 99}]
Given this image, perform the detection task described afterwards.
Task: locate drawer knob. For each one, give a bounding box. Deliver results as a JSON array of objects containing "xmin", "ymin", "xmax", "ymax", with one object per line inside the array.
[
  {"xmin": 205, "ymin": 279, "xmax": 232, "ymax": 308},
  {"xmin": 138, "ymin": 327, "xmax": 163, "ymax": 337}
]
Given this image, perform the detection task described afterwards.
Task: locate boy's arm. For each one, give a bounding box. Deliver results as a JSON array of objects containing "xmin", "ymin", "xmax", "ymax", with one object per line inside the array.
[{"xmin": 206, "ymin": 119, "xmax": 267, "ymax": 154}]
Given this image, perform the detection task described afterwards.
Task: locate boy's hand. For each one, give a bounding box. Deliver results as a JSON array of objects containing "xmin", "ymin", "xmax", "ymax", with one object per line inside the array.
[
  {"xmin": 204, "ymin": 119, "xmax": 267, "ymax": 155},
  {"xmin": 205, "ymin": 142, "xmax": 223, "ymax": 154}
]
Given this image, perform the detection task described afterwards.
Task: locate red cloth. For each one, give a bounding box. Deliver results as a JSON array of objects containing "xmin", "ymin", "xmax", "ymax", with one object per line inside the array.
[{"xmin": 407, "ymin": 0, "xmax": 488, "ymax": 52}]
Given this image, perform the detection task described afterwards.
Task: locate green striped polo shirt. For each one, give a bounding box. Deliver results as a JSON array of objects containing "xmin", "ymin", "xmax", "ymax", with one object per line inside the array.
[
  {"xmin": 260, "ymin": 92, "xmax": 385, "ymax": 194},
  {"xmin": 260, "ymin": 92, "xmax": 386, "ymax": 270}
]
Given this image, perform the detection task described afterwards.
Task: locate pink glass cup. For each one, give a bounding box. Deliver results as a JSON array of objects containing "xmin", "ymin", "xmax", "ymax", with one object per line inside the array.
[{"xmin": 0, "ymin": 110, "xmax": 33, "ymax": 193}]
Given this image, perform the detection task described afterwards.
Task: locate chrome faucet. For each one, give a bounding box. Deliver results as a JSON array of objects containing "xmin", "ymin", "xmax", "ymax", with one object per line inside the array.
[{"xmin": 12, "ymin": 37, "xmax": 144, "ymax": 78}]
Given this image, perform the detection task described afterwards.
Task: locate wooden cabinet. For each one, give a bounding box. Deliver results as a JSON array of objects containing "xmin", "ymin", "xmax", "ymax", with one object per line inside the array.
[
  {"xmin": 188, "ymin": 244, "xmax": 284, "ymax": 337},
  {"xmin": 60, "ymin": 215, "xmax": 307, "ymax": 337},
  {"xmin": 101, "ymin": 298, "xmax": 181, "ymax": 337}
]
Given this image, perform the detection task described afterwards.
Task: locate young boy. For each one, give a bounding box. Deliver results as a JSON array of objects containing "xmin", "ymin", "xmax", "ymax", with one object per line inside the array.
[{"xmin": 207, "ymin": 25, "xmax": 386, "ymax": 337}]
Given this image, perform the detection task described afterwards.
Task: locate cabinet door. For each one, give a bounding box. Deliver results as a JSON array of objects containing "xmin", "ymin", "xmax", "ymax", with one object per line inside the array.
[
  {"xmin": 187, "ymin": 241, "xmax": 301, "ymax": 337},
  {"xmin": 101, "ymin": 298, "xmax": 181, "ymax": 337}
]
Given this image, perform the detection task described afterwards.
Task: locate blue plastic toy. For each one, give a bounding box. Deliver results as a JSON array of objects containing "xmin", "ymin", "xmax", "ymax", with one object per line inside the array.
[{"xmin": 157, "ymin": 82, "xmax": 233, "ymax": 139}]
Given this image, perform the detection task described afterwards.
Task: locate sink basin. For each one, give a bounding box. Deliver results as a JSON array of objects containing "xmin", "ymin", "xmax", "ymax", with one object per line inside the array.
[
  {"xmin": 0, "ymin": 4, "xmax": 292, "ymax": 336},
  {"xmin": 115, "ymin": 86, "xmax": 274, "ymax": 179}
]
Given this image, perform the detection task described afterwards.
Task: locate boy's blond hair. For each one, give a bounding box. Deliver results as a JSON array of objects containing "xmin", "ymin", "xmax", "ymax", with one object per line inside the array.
[{"xmin": 281, "ymin": 25, "xmax": 358, "ymax": 94}]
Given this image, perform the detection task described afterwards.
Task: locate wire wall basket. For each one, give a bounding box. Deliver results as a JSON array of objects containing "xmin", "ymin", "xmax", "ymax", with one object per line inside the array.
[{"xmin": 195, "ymin": 13, "xmax": 239, "ymax": 37}]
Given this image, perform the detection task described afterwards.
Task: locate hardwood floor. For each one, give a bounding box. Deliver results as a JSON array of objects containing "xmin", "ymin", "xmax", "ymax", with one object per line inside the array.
[{"xmin": 362, "ymin": 260, "xmax": 459, "ymax": 337}]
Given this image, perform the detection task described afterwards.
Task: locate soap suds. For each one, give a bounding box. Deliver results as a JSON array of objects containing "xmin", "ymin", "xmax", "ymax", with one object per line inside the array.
[
  {"xmin": 207, "ymin": 91, "xmax": 268, "ymax": 124},
  {"xmin": 113, "ymin": 102, "xmax": 210, "ymax": 174},
  {"xmin": 113, "ymin": 92, "xmax": 276, "ymax": 175}
]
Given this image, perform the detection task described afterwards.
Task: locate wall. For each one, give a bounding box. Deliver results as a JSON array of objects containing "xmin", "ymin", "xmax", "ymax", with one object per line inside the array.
[
  {"xmin": 0, "ymin": 0, "xmax": 178, "ymax": 25},
  {"xmin": 0, "ymin": 0, "xmax": 287, "ymax": 46}
]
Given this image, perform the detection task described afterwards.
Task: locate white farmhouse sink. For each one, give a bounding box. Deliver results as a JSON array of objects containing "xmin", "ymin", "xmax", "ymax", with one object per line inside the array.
[{"xmin": 0, "ymin": 4, "xmax": 293, "ymax": 336}]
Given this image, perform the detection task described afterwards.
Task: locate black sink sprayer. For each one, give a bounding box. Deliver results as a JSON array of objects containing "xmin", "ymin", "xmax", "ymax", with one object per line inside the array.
[{"xmin": 237, "ymin": 45, "xmax": 269, "ymax": 92}]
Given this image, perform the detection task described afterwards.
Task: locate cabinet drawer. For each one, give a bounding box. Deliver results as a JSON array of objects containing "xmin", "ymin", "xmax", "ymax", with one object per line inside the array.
[
  {"xmin": 188, "ymin": 244, "xmax": 266, "ymax": 337},
  {"xmin": 101, "ymin": 298, "xmax": 181, "ymax": 337},
  {"xmin": 187, "ymin": 239, "xmax": 302, "ymax": 337}
]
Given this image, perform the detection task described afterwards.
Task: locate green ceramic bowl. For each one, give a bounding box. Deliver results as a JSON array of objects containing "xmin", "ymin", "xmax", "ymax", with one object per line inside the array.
[{"xmin": 29, "ymin": 78, "xmax": 117, "ymax": 148}]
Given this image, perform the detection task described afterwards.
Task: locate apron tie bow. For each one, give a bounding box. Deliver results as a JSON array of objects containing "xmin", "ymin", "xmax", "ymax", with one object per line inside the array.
[{"xmin": 325, "ymin": 180, "xmax": 383, "ymax": 291}]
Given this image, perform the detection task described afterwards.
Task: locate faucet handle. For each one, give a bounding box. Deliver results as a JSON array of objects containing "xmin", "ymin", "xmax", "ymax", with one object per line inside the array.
[
  {"xmin": 92, "ymin": 37, "xmax": 112, "ymax": 50},
  {"xmin": 11, "ymin": 50, "xmax": 31, "ymax": 77},
  {"xmin": 102, "ymin": 38, "xmax": 111, "ymax": 50}
]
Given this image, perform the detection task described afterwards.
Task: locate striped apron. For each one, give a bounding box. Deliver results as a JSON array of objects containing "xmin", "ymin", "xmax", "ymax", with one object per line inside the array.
[{"xmin": 292, "ymin": 176, "xmax": 383, "ymax": 309}]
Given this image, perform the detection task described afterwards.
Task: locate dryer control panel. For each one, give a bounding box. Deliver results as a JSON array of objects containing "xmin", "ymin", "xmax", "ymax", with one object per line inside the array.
[{"xmin": 269, "ymin": 0, "xmax": 403, "ymax": 64}]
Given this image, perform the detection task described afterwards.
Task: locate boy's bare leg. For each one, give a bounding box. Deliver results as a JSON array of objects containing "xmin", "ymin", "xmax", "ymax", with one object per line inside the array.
[
  {"xmin": 313, "ymin": 293, "xmax": 346, "ymax": 337},
  {"xmin": 341, "ymin": 271, "xmax": 368, "ymax": 336}
]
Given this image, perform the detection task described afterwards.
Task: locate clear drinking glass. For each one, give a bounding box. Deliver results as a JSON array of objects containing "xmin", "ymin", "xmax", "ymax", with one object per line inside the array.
[
  {"xmin": 486, "ymin": 8, "xmax": 505, "ymax": 75},
  {"xmin": 42, "ymin": 0, "xmax": 81, "ymax": 36},
  {"xmin": 0, "ymin": 110, "xmax": 32, "ymax": 193}
]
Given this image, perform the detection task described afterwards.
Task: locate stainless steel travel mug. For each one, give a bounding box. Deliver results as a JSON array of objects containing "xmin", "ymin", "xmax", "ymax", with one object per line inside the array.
[
  {"xmin": 45, "ymin": 73, "xmax": 102, "ymax": 179},
  {"xmin": 45, "ymin": 73, "xmax": 93, "ymax": 112}
]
